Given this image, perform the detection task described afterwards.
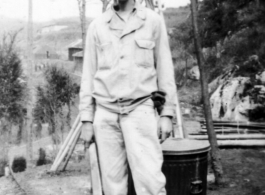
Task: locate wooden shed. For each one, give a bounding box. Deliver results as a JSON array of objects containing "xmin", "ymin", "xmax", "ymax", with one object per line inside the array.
[
  {"xmin": 73, "ymin": 51, "xmax": 83, "ymax": 73},
  {"xmin": 68, "ymin": 39, "xmax": 83, "ymax": 61}
]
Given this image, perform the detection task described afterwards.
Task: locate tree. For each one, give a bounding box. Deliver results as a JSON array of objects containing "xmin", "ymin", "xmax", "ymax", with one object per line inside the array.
[
  {"xmin": 190, "ymin": 0, "xmax": 224, "ymax": 185},
  {"xmin": 189, "ymin": 0, "xmax": 265, "ymax": 83},
  {"xmin": 170, "ymin": 21, "xmax": 194, "ymax": 87},
  {"xmin": 0, "ymin": 32, "xmax": 27, "ymax": 144},
  {"xmin": 33, "ymin": 66, "xmax": 79, "ymax": 145}
]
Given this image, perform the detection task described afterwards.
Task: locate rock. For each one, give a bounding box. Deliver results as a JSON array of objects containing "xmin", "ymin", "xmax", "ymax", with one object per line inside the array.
[
  {"xmin": 210, "ymin": 77, "xmax": 261, "ymax": 121},
  {"xmin": 45, "ymin": 144, "xmax": 61, "ymax": 161},
  {"xmin": 243, "ymin": 178, "xmax": 250, "ymax": 182},
  {"xmin": 4, "ymin": 166, "xmax": 10, "ymax": 177},
  {"xmin": 183, "ymin": 108, "xmax": 191, "ymax": 118},
  {"xmin": 229, "ymin": 183, "xmax": 236, "ymax": 188},
  {"xmin": 36, "ymin": 170, "xmax": 48, "ymax": 179},
  {"xmin": 207, "ymin": 173, "xmax": 215, "ymax": 184},
  {"xmin": 188, "ymin": 66, "xmax": 200, "ymax": 80},
  {"xmin": 210, "ymin": 74, "xmax": 265, "ymax": 121},
  {"xmin": 234, "ymin": 96, "xmax": 259, "ymax": 121},
  {"xmin": 256, "ymin": 71, "xmax": 265, "ymax": 84}
]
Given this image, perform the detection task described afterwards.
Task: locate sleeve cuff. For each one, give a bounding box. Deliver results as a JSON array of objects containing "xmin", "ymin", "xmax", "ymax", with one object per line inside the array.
[
  {"xmin": 80, "ymin": 111, "xmax": 94, "ymax": 123},
  {"xmin": 160, "ymin": 106, "xmax": 175, "ymax": 117}
]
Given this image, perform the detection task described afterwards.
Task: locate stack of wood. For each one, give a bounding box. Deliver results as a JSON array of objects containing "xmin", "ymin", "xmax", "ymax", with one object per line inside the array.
[
  {"xmin": 189, "ymin": 120, "xmax": 265, "ymax": 147},
  {"xmin": 50, "ymin": 115, "xmax": 82, "ymax": 172}
]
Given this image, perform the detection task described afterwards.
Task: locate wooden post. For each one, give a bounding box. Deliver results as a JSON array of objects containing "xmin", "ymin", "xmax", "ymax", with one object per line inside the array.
[
  {"xmin": 26, "ymin": 0, "xmax": 34, "ymax": 163},
  {"xmin": 82, "ymin": 0, "xmax": 86, "ymax": 50},
  {"xmin": 77, "ymin": 0, "xmax": 86, "ymax": 51}
]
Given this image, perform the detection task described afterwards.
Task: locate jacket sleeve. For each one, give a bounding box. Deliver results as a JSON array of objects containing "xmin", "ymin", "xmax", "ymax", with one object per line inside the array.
[
  {"xmin": 79, "ymin": 22, "xmax": 97, "ymax": 122},
  {"xmin": 154, "ymin": 15, "xmax": 177, "ymax": 117}
]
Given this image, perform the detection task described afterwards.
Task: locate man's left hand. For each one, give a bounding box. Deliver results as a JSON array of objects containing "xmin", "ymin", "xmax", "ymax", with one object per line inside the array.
[{"xmin": 158, "ymin": 116, "xmax": 173, "ymax": 144}]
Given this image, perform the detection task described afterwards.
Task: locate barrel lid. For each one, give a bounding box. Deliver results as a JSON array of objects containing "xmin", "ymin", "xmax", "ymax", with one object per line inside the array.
[{"xmin": 162, "ymin": 138, "xmax": 211, "ymax": 155}]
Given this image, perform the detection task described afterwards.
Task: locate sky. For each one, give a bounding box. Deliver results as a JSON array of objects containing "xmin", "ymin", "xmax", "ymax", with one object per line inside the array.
[{"xmin": 0, "ymin": 0, "xmax": 190, "ymax": 22}]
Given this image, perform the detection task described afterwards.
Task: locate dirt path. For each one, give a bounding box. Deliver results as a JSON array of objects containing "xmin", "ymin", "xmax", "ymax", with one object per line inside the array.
[
  {"xmin": 0, "ymin": 175, "xmax": 26, "ymax": 195},
  {"xmin": 17, "ymin": 175, "xmax": 91, "ymax": 195}
]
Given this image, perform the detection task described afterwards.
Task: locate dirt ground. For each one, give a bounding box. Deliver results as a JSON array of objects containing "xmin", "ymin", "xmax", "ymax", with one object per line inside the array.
[
  {"xmin": 0, "ymin": 148, "xmax": 263, "ymax": 195},
  {"xmin": 1, "ymin": 120, "xmax": 265, "ymax": 195},
  {"xmin": 208, "ymin": 149, "xmax": 265, "ymax": 195},
  {"xmin": 14, "ymin": 161, "xmax": 92, "ymax": 195},
  {"xmin": 0, "ymin": 176, "xmax": 26, "ymax": 195}
]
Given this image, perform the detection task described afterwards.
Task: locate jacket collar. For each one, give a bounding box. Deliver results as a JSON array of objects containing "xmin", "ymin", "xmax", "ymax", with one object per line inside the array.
[{"xmin": 103, "ymin": 2, "xmax": 146, "ymax": 23}]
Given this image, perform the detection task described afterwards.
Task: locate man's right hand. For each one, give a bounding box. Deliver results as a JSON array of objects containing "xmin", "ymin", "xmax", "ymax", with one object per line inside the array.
[{"xmin": 80, "ymin": 122, "xmax": 94, "ymax": 146}]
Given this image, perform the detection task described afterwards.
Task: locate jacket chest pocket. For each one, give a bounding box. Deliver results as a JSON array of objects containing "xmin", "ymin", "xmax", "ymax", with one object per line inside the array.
[
  {"xmin": 135, "ymin": 39, "xmax": 155, "ymax": 68},
  {"xmin": 96, "ymin": 42, "xmax": 115, "ymax": 70}
]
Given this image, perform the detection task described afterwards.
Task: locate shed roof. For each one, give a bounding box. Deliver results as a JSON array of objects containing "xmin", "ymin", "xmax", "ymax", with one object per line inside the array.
[
  {"xmin": 68, "ymin": 39, "xmax": 83, "ymax": 49},
  {"xmin": 73, "ymin": 51, "xmax": 83, "ymax": 58}
]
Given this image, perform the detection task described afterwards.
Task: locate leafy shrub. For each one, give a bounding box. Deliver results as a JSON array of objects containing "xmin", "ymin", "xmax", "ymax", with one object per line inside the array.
[
  {"xmin": 0, "ymin": 32, "xmax": 27, "ymax": 144},
  {"xmin": 33, "ymin": 66, "xmax": 79, "ymax": 144},
  {"xmin": 12, "ymin": 156, "xmax": 26, "ymax": 173}
]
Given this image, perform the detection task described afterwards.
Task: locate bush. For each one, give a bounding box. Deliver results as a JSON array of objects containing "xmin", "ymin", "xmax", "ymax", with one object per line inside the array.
[
  {"xmin": 33, "ymin": 66, "xmax": 79, "ymax": 144},
  {"xmin": 12, "ymin": 156, "xmax": 26, "ymax": 173},
  {"xmin": 36, "ymin": 148, "xmax": 47, "ymax": 166}
]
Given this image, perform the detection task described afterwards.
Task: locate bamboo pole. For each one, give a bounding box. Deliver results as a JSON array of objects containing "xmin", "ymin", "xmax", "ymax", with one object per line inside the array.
[
  {"xmin": 201, "ymin": 124, "xmax": 265, "ymax": 129},
  {"xmin": 60, "ymin": 130, "xmax": 81, "ymax": 171},
  {"xmin": 200, "ymin": 126, "xmax": 259, "ymax": 130},
  {"xmin": 190, "ymin": 134, "xmax": 265, "ymax": 140},
  {"xmin": 50, "ymin": 122, "xmax": 82, "ymax": 172},
  {"xmin": 199, "ymin": 129, "xmax": 261, "ymax": 133},
  {"xmin": 217, "ymin": 140, "xmax": 265, "ymax": 147},
  {"xmin": 200, "ymin": 120, "xmax": 265, "ymax": 125},
  {"xmin": 50, "ymin": 114, "xmax": 80, "ymax": 170}
]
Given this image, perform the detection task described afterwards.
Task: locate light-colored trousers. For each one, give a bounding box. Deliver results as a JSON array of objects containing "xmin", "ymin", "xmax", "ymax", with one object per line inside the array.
[{"xmin": 93, "ymin": 101, "xmax": 166, "ymax": 195}]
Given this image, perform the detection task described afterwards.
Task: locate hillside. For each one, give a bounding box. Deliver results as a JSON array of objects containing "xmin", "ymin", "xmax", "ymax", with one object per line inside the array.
[
  {"xmin": 164, "ymin": 6, "xmax": 190, "ymax": 28},
  {"xmin": 0, "ymin": 16, "xmax": 92, "ymax": 59},
  {"xmin": 0, "ymin": 16, "xmax": 26, "ymax": 35},
  {"xmin": 0, "ymin": 7, "xmax": 188, "ymax": 59}
]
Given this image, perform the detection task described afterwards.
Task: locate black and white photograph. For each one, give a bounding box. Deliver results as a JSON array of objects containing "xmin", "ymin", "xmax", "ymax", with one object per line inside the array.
[{"xmin": 0, "ymin": 0, "xmax": 265, "ymax": 194}]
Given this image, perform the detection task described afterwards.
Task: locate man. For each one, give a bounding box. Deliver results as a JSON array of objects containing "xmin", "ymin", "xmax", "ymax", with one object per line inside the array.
[{"xmin": 79, "ymin": 0, "xmax": 176, "ymax": 194}]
